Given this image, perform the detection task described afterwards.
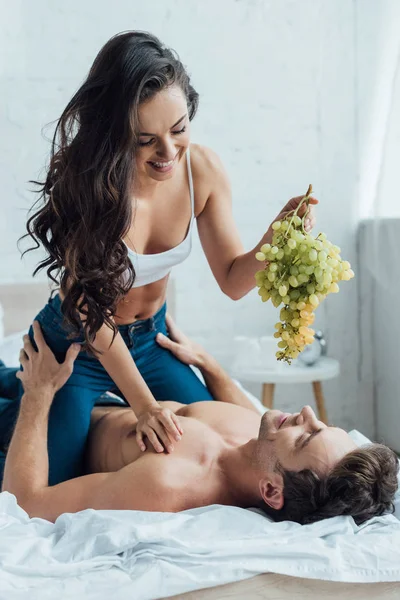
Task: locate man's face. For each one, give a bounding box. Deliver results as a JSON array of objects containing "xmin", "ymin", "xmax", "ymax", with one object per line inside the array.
[{"xmin": 257, "ymin": 405, "xmax": 358, "ymax": 475}]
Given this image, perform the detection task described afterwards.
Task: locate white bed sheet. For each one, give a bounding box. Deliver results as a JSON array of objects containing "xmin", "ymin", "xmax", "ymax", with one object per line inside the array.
[{"xmin": 1, "ymin": 334, "xmax": 400, "ymax": 598}]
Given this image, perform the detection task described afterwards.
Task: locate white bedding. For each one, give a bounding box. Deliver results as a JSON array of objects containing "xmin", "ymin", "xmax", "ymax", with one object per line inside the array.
[{"xmin": 1, "ymin": 334, "xmax": 400, "ymax": 598}]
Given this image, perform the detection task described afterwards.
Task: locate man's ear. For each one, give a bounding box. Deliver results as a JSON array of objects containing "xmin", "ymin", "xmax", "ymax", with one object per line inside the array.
[{"xmin": 259, "ymin": 473, "xmax": 284, "ymax": 510}]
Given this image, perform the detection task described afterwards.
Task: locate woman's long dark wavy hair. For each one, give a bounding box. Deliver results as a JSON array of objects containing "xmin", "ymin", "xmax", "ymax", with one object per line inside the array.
[{"xmin": 19, "ymin": 31, "xmax": 199, "ymax": 355}]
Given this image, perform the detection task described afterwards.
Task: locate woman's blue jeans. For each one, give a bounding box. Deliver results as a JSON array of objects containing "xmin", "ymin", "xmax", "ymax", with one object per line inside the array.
[{"xmin": 0, "ymin": 293, "xmax": 213, "ymax": 487}]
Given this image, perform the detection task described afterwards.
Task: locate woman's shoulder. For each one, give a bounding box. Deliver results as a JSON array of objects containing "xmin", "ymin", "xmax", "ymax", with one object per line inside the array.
[
  {"xmin": 189, "ymin": 143, "xmax": 227, "ymax": 177},
  {"xmin": 189, "ymin": 144, "xmax": 231, "ymax": 212}
]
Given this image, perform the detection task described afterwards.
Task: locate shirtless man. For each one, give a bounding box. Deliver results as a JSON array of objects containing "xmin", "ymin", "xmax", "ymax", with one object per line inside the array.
[{"xmin": 1, "ymin": 318, "xmax": 398, "ymax": 525}]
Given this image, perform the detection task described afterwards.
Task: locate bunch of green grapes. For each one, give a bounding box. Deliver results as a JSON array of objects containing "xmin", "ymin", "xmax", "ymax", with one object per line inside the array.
[{"xmin": 255, "ymin": 185, "xmax": 354, "ymax": 364}]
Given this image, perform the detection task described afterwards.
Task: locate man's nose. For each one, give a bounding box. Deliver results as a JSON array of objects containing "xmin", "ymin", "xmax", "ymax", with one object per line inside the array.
[{"xmin": 299, "ymin": 405, "xmax": 317, "ymax": 423}]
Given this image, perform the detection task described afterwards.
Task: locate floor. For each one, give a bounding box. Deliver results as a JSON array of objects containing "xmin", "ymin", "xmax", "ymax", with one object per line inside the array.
[{"xmin": 168, "ymin": 573, "xmax": 400, "ymax": 599}]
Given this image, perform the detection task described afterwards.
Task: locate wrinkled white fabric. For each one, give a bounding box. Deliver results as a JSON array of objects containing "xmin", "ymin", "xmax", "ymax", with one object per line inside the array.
[{"xmin": 0, "ymin": 430, "xmax": 399, "ymax": 600}]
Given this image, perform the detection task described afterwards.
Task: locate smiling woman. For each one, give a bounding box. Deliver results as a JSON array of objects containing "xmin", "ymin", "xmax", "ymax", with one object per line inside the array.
[{"xmin": 15, "ymin": 30, "xmax": 318, "ymax": 486}]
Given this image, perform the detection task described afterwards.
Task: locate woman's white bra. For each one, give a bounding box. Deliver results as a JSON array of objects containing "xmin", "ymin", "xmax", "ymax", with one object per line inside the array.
[{"xmin": 122, "ymin": 147, "xmax": 195, "ymax": 288}]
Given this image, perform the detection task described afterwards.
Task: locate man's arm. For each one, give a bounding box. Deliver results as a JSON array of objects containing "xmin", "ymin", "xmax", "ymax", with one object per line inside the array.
[
  {"xmin": 1, "ymin": 322, "xmax": 178, "ymax": 521},
  {"xmin": 156, "ymin": 316, "xmax": 260, "ymax": 414},
  {"xmin": 7, "ymin": 455, "xmax": 178, "ymax": 522}
]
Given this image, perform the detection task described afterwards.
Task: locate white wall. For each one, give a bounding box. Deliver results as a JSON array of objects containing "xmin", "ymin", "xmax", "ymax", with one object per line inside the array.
[{"xmin": 1, "ymin": 0, "xmax": 399, "ymax": 436}]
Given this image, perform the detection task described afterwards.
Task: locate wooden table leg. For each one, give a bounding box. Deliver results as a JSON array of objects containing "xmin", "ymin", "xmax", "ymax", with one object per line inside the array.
[
  {"xmin": 312, "ymin": 381, "xmax": 328, "ymax": 424},
  {"xmin": 262, "ymin": 383, "xmax": 275, "ymax": 409}
]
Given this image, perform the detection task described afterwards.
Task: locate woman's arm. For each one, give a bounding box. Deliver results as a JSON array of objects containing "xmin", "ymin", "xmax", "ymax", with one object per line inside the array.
[
  {"xmin": 195, "ymin": 147, "xmax": 317, "ymax": 301},
  {"xmin": 93, "ymin": 325, "xmax": 182, "ymax": 452},
  {"xmin": 68, "ymin": 297, "xmax": 182, "ymax": 453},
  {"xmin": 87, "ymin": 320, "xmax": 155, "ymax": 414}
]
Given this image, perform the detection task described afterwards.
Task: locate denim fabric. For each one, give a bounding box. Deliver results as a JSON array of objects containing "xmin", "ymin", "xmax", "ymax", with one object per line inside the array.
[{"xmin": 0, "ymin": 294, "xmax": 213, "ymax": 487}]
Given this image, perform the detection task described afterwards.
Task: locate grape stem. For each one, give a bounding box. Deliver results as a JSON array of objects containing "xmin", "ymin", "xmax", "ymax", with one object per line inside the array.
[
  {"xmin": 276, "ymin": 268, "xmax": 288, "ymax": 286},
  {"xmin": 284, "ymin": 184, "xmax": 313, "ymax": 239}
]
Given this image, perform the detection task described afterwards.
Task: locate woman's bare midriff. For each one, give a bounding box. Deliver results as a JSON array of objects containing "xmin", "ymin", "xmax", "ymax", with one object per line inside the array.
[{"xmin": 59, "ymin": 276, "xmax": 169, "ymax": 323}]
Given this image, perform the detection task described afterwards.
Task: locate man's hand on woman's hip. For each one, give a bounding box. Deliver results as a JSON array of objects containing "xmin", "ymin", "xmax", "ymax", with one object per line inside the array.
[
  {"xmin": 156, "ymin": 314, "xmax": 207, "ymax": 369},
  {"xmin": 16, "ymin": 320, "xmax": 81, "ymax": 398}
]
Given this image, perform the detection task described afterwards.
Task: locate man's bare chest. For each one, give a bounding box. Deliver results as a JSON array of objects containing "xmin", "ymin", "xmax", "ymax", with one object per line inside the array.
[{"xmin": 86, "ymin": 401, "xmax": 261, "ymax": 474}]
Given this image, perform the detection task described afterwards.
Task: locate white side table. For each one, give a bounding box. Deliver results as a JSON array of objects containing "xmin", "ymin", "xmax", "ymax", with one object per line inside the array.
[{"xmin": 230, "ymin": 356, "xmax": 340, "ymax": 424}]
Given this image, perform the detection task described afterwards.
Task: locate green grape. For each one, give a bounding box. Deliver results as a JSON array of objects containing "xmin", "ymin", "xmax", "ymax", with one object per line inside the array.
[
  {"xmin": 280, "ymin": 308, "xmax": 289, "ymax": 320},
  {"xmin": 318, "ymin": 251, "xmax": 327, "ymax": 262},
  {"xmin": 290, "ymin": 265, "xmax": 299, "ymax": 276},
  {"xmin": 272, "ymin": 295, "xmax": 281, "ymax": 307},
  {"xmin": 306, "ymin": 283, "xmax": 315, "ymax": 295},
  {"xmin": 309, "ymin": 249, "xmax": 318, "ymax": 262},
  {"xmin": 315, "ymin": 240, "xmax": 323, "ymax": 251},
  {"xmin": 298, "ymin": 273, "xmax": 309, "ymax": 284},
  {"xmin": 279, "ymin": 285, "xmax": 288, "ymax": 297},
  {"xmin": 293, "ymin": 215, "xmax": 302, "ymax": 226},
  {"xmin": 329, "ymin": 282, "xmax": 339, "ymax": 293},
  {"xmin": 309, "ymin": 294, "xmax": 319, "ymax": 307}
]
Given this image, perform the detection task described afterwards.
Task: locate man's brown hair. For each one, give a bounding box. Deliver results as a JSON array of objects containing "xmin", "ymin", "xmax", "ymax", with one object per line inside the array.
[{"xmin": 261, "ymin": 443, "xmax": 399, "ymax": 525}]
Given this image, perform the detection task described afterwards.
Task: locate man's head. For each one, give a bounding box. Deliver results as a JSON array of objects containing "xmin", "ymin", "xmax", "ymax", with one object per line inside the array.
[{"xmin": 255, "ymin": 406, "xmax": 399, "ymax": 525}]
